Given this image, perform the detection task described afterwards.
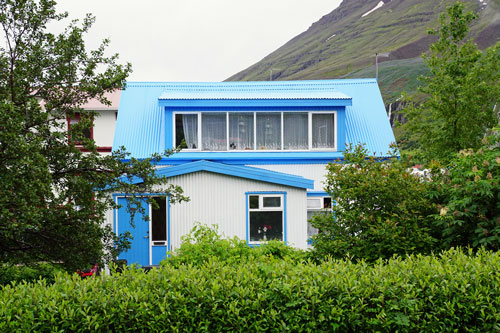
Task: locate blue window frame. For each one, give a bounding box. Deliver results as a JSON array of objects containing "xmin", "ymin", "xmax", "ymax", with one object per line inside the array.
[{"xmin": 173, "ymin": 111, "xmax": 337, "ymax": 152}]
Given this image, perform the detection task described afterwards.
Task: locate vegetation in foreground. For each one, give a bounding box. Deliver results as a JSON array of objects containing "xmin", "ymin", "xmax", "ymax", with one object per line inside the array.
[
  {"xmin": 0, "ymin": 0, "xmax": 187, "ymax": 272},
  {"xmin": 1, "ymin": 227, "xmax": 500, "ymax": 332}
]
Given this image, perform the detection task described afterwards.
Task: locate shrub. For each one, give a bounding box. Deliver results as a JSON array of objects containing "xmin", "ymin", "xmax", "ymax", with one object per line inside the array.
[
  {"xmin": 0, "ymin": 263, "xmax": 64, "ymax": 285},
  {"xmin": 1, "ymin": 249, "xmax": 500, "ymax": 331},
  {"xmin": 434, "ymin": 130, "xmax": 500, "ymax": 250},
  {"xmin": 163, "ymin": 223, "xmax": 307, "ymax": 268},
  {"xmin": 310, "ymin": 144, "xmax": 439, "ymax": 262}
]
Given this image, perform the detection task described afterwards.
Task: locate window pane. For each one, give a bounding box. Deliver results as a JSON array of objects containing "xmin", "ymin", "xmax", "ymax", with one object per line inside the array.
[
  {"xmin": 284, "ymin": 112, "xmax": 308, "ymax": 150},
  {"xmin": 312, "ymin": 113, "xmax": 335, "ymax": 148},
  {"xmin": 324, "ymin": 197, "xmax": 332, "ymax": 209},
  {"xmin": 307, "ymin": 211, "xmax": 320, "ymax": 239},
  {"xmin": 229, "ymin": 113, "xmax": 254, "ymax": 150},
  {"xmin": 69, "ymin": 115, "xmax": 92, "ymax": 142},
  {"xmin": 152, "ymin": 197, "xmax": 167, "ymax": 241},
  {"xmin": 263, "ymin": 196, "xmax": 280, "ymax": 208},
  {"xmin": 249, "ymin": 195, "xmax": 259, "ymax": 209},
  {"xmin": 307, "ymin": 198, "xmax": 321, "ymax": 209},
  {"xmin": 202, "ymin": 113, "xmax": 227, "ymax": 151},
  {"xmin": 249, "ymin": 211, "xmax": 283, "ymax": 241},
  {"xmin": 175, "ymin": 114, "xmax": 198, "ymax": 149},
  {"xmin": 256, "ymin": 113, "xmax": 281, "ymax": 150}
]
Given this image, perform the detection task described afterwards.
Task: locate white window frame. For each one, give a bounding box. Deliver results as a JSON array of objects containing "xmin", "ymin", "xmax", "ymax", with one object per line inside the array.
[
  {"xmin": 310, "ymin": 112, "xmax": 337, "ymax": 151},
  {"xmin": 150, "ymin": 197, "xmax": 168, "ymax": 247},
  {"xmin": 248, "ymin": 194, "xmax": 284, "ymax": 244},
  {"xmin": 172, "ymin": 111, "xmax": 337, "ymax": 152},
  {"xmin": 173, "ymin": 112, "xmax": 201, "ymax": 151},
  {"xmin": 307, "ymin": 196, "xmax": 333, "ymax": 241}
]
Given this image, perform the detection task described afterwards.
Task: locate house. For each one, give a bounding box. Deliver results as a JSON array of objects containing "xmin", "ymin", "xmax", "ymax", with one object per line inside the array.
[
  {"xmin": 109, "ymin": 79, "xmax": 396, "ymax": 266},
  {"xmin": 68, "ymin": 90, "xmax": 121, "ymax": 154}
]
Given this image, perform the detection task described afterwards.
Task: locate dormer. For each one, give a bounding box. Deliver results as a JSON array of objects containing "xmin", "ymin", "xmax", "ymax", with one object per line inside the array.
[
  {"xmin": 113, "ymin": 79, "xmax": 394, "ymax": 165},
  {"xmin": 157, "ymin": 82, "xmax": 351, "ymax": 156}
]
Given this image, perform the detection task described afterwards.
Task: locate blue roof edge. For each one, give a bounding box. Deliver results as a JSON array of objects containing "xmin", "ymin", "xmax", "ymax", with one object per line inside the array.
[
  {"xmin": 122, "ymin": 160, "xmax": 314, "ymax": 189},
  {"xmin": 124, "ymin": 78, "xmax": 378, "ymax": 86}
]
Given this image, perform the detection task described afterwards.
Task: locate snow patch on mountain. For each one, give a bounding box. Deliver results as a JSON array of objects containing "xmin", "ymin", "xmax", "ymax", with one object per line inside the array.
[
  {"xmin": 362, "ymin": 1, "xmax": 385, "ymax": 18},
  {"xmin": 325, "ymin": 34, "xmax": 336, "ymax": 42}
]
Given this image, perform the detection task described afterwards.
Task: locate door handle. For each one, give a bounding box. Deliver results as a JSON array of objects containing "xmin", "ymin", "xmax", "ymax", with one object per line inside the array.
[{"xmin": 144, "ymin": 236, "xmax": 149, "ymax": 239}]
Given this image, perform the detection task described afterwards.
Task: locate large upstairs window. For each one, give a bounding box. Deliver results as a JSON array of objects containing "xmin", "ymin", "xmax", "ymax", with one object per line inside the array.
[{"xmin": 174, "ymin": 111, "xmax": 336, "ymax": 151}]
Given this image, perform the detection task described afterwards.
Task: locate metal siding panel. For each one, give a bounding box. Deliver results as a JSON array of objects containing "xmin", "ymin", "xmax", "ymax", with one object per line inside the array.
[
  {"xmin": 248, "ymin": 164, "xmax": 330, "ymax": 192},
  {"xmin": 159, "ymin": 171, "xmax": 308, "ymax": 250}
]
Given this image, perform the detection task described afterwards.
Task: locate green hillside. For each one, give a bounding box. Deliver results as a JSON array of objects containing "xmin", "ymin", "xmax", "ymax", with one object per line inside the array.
[{"xmin": 226, "ymin": 0, "xmax": 500, "ymax": 103}]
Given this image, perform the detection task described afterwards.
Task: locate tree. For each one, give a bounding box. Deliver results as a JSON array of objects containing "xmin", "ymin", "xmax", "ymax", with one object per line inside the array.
[
  {"xmin": 434, "ymin": 129, "xmax": 500, "ymax": 251},
  {"xmin": 0, "ymin": 0, "xmax": 186, "ymax": 271},
  {"xmin": 403, "ymin": 2, "xmax": 500, "ymax": 163},
  {"xmin": 310, "ymin": 144, "xmax": 438, "ymax": 262}
]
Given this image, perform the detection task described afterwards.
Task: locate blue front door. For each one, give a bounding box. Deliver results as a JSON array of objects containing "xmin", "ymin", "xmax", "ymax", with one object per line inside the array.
[{"xmin": 117, "ymin": 197, "xmax": 150, "ymax": 266}]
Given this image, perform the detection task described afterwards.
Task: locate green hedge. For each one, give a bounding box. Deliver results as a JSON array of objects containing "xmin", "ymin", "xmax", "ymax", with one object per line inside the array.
[
  {"xmin": 1, "ymin": 248, "xmax": 500, "ymax": 331},
  {"xmin": 0, "ymin": 263, "xmax": 63, "ymax": 286}
]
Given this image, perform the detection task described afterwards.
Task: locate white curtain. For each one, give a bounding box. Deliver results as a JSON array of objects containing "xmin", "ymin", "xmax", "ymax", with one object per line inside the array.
[
  {"xmin": 202, "ymin": 113, "xmax": 227, "ymax": 151},
  {"xmin": 312, "ymin": 113, "xmax": 335, "ymax": 148},
  {"xmin": 229, "ymin": 113, "xmax": 254, "ymax": 150},
  {"xmin": 181, "ymin": 114, "xmax": 198, "ymax": 149},
  {"xmin": 256, "ymin": 113, "xmax": 281, "ymax": 150},
  {"xmin": 284, "ymin": 112, "xmax": 308, "ymax": 150}
]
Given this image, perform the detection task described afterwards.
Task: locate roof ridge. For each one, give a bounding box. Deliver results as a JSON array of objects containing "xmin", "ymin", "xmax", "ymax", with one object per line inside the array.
[{"xmin": 125, "ymin": 79, "xmax": 378, "ymax": 88}]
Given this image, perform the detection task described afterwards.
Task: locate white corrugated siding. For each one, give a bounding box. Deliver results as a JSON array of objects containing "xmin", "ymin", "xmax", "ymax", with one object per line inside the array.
[
  {"xmin": 248, "ymin": 164, "xmax": 329, "ymax": 192},
  {"xmin": 158, "ymin": 171, "xmax": 308, "ymax": 250}
]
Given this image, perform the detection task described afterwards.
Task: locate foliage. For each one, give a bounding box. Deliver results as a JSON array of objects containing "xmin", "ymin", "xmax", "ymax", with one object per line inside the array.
[
  {"xmin": 402, "ymin": 2, "xmax": 500, "ymax": 163},
  {"xmin": 310, "ymin": 144, "xmax": 438, "ymax": 262},
  {"xmin": 434, "ymin": 129, "xmax": 500, "ymax": 250},
  {"xmin": 163, "ymin": 223, "xmax": 307, "ymax": 268},
  {"xmin": 0, "ymin": 263, "xmax": 63, "ymax": 285},
  {"xmin": 1, "ymin": 249, "xmax": 500, "ymax": 331},
  {"xmin": 0, "ymin": 0, "xmax": 187, "ymax": 271}
]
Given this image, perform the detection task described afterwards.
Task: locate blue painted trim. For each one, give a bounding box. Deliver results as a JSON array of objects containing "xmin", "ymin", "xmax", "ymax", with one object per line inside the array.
[
  {"xmin": 122, "ymin": 160, "xmax": 314, "ymax": 189},
  {"xmin": 113, "ymin": 196, "xmax": 118, "ymax": 236},
  {"xmin": 113, "ymin": 193, "xmax": 169, "ymax": 198},
  {"xmin": 245, "ymin": 191, "xmax": 288, "ymax": 195},
  {"xmin": 164, "ymin": 109, "xmax": 173, "ymax": 151},
  {"xmin": 159, "ymin": 99, "xmax": 351, "ymax": 108},
  {"xmin": 155, "ymin": 158, "xmax": 343, "ymax": 165},
  {"xmin": 245, "ymin": 191, "xmax": 287, "ymax": 245},
  {"xmin": 337, "ymin": 109, "xmax": 346, "ymax": 151},
  {"xmin": 156, "ymin": 152, "xmax": 346, "ymax": 165},
  {"xmin": 307, "ymin": 192, "xmax": 329, "ymax": 197},
  {"xmin": 165, "ymin": 106, "xmax": 345, "ymax": 112}
]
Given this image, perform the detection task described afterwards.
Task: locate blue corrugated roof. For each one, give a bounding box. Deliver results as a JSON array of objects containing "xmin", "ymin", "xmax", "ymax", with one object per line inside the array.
[
  {"xmin": 158, "ymin": 83, "xmax": 351, "ymax": 100},
  {"xmin": 122, "ymin": 160, "xmax": 314, "ymax": 189},
  {"xmin": 113, "ymin": 79, "xmax": 396, "ymax": 160}
]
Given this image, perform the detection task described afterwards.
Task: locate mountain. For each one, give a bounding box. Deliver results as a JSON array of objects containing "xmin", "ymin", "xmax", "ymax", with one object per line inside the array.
[{"xmin": 226, "ymin": 0, "xmax": 500, "ymax": 104}]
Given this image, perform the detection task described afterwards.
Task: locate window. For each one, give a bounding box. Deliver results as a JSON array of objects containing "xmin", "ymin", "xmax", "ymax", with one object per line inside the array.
[
  {"xmin": 67, "ymin": 113, "xmax": 93, "ymax": 144},
  {"xmin": 284, "ymin": 112, "xmax": 308, "ymax": 150},
  {"xmin": 229, "ymin": 112, "xmax": 254, "ymax": 150},
  {"xmin": 175, "ymin": 113, "xmax": 198, "ymax": 149},
  {"xmin": 256, "ymin": 113, "xmax": 281, "ymax": 150},
  {"xmin": 312, "ymin": 113, "xmax": 335, "ymax": 149},
  {"xmin": 151, "ymin": 197, "xmax": 167, "ymax": 246},
  {"xmin": 173, "ymin": 111, "xmax": 336, "ymax": 151},
  {"xmin": 248, "ymin": 194, "xmax": 284, "ymax": 243},
  {"xmin": 307, "ymin": 196, "xmax": 332, "ymax": 239},
  {"xmin": 202, "ymin": 113, "xmax": 226, "ymax": 151}
]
